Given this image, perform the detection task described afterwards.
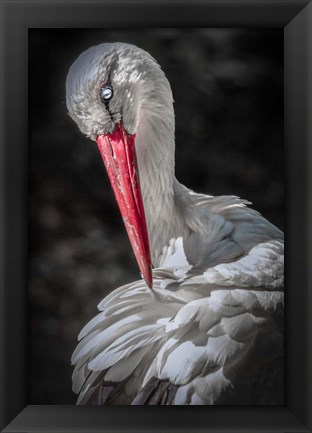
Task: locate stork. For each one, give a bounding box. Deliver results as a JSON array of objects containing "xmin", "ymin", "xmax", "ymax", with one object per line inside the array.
[{"xmin": 66, "ymin": 42, "xmax": 284, "ymax": 405}]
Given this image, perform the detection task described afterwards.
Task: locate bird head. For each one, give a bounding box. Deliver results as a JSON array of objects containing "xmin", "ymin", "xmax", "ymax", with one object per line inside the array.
[{"xmin": 65, "ymin": 42, "xmax": 171, "ymax": 288}]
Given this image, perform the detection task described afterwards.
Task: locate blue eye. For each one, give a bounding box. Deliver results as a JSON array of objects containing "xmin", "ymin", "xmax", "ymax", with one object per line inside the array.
[{"xmin": 100, "ymin": 84, "xmax": 113, "ymax": 103}]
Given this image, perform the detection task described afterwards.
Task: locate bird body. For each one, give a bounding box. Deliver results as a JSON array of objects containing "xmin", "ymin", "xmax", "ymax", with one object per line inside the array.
[{"xmin": 66, "ymin": 42, "xmax": 284, "ymax": 405}]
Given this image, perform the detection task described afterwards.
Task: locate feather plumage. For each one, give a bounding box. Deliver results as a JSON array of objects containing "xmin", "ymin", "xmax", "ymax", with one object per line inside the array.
[{"xmin": 72, "ymin": 237, "xmax": 283, "ymax": 405}]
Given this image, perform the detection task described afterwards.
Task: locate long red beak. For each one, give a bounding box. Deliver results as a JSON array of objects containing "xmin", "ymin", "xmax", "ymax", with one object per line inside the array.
[{"xmin": 96, "ymin": 123, "xmax": 153, "ymax": 288}]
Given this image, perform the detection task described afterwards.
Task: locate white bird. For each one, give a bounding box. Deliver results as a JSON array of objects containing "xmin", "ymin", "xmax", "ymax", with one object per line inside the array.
[{"xmin": 66, "ymin": 42, "xmax": 284, "ymax": 405}]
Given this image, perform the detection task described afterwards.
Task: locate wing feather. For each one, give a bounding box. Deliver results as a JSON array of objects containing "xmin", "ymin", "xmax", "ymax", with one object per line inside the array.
[{"xmin": 72, "ymin": 235, "xmax": 283, "ymax": 405}]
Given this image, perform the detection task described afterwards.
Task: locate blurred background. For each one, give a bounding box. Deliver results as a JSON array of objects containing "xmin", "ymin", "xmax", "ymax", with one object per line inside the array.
[{"xmin": 29, "ymin": 28, "xmax": 284, "ymax": 404}]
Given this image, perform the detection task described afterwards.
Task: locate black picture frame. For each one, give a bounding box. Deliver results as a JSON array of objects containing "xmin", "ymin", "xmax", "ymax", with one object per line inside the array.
[{"xmin": 0, "ymin": 0, "xmax": 311, "ymax": 432}]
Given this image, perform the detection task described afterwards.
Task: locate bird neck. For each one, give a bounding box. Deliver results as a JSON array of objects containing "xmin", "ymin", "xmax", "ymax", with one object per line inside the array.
[{"xmin": 135, "ymin": 103, "xmax": 186, "ymax": 266}]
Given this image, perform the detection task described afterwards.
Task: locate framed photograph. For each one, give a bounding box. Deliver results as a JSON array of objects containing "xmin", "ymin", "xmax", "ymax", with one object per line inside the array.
[{"xmin": 1, "ymin": 0, "xmax": 311, "ymax": 432}]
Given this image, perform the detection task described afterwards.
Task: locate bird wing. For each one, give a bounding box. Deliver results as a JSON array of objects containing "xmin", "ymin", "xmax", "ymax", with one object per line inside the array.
[
  {"xmin": 172, "ymin": 181, "xmax": 283, "ymax": 271},
  {"xmin": 140, "ymin": 287, "xmax": 283, "ymax": 405},
  {"xmin": 72, "ymin": 237, "xmax": 283, "ymax": 405}
]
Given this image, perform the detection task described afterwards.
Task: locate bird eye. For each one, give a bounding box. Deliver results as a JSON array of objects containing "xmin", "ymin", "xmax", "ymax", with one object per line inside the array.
[{"xmin": 99, "ymin": 84, "xmax": 113, "ymax": 103}]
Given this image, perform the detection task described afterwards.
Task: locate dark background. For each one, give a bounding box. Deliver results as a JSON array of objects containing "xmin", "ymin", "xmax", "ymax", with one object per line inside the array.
[{"xmin": 28, "ymin": 28, "xmax": 283, "ymax": 404}]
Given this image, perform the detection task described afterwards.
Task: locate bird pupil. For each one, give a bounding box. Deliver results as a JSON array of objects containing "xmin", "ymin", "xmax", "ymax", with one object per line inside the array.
[{"xmin": 100, "ymin": 85, "xmax": 113, "ymax": 102}]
